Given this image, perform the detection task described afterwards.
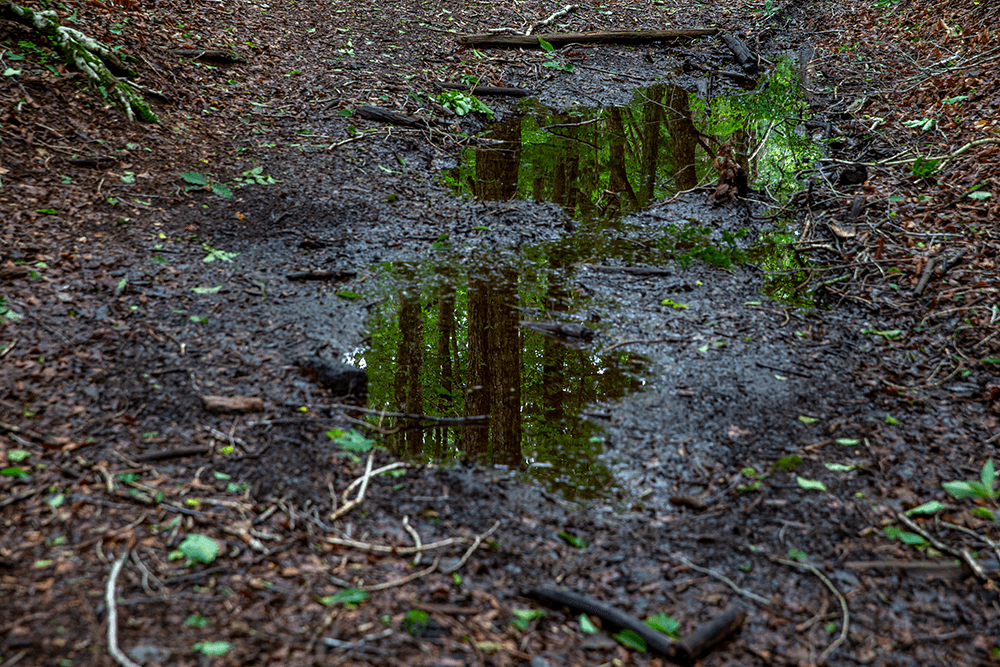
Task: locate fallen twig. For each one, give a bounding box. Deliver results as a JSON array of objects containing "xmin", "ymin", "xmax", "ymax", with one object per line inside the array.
[
  {"xmin": 402, "ymin": 515, "xmax": 423, "ymax": 565},
  {"xmin": 896, "ymin": 512, "xmax": 989, "ymax": 581},
  {"xmin": 526, "ymin": 4, "xmax": 579, "ymax": 35},
  {"xmin": 330, "ymin": 451, "xmax": 376, "ymax": 521},
  {"xmin": 772, "ymin": 557, "xmax": 849, "ymax": 665},
  {"xmin": 106, "ymin": 551, "xmax": 142, "ymax": 667},
  {"xmin": 600, "ymin": 337, "xmax": 686, "ymax": 354},
  {"xmin": 440, "ymin": 519, "xmax": 501, "ymax": 573},
  {"xmin": 670, "ymin": 553, "xmax": 771, "ymax": 606}
]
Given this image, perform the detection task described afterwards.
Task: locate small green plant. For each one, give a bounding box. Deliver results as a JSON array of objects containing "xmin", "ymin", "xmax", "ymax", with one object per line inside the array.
[
  {"xmin": 170, "ymin": 534, "xmax": 219, "ymax": 564},
  {"xmin": 192, "ymin": 641, "xmax": 230, "ymax": 656},
  {"xmin": 538, "ymin": 37, "xmax": 574, "ymax": 72},
  {"xmin": 943, "ymin": 458, "xmax": 998, "ymax": 522},
  {"xmin": 327, "ymin": 429, "xmax": 377, "ymax": 452},
  {"xmin": 510, "ymin": 608, "xmax": 545, "ymax": 631},
  {"xmin": 181, "ymin": 171, "xmax": 233, "ymax": 199},
  {"xmin": 909, "ymin": 156, "xmax": 940, "ymax": 180},
  {"xmin": 436, "ymin": 90, "xmax": 494, "ymax": 118},
  {"xmin": 316, "ymin": 588, "xmax": 369, "ymax": 607},
  {"xmin": 402, "ymin": 609, "xmax": 430, "ymax": 636}
]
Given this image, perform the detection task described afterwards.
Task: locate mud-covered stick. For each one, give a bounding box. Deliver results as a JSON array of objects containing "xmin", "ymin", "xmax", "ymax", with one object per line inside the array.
[
  {"xmin": 676, "ymin": 605, "xmax": 747, "ymax": 660},
  {"xmin": 527, "ymin": 587, "xmax": 745, "ymax": 664}
]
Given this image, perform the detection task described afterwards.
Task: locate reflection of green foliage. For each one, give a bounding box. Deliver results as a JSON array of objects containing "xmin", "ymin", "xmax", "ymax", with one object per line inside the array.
[
  {"xmin": 747, "ymin": 231, "xmax": 814, "ymax": 307},
  {"xmin": 656, "ymin": 224, "xmax": 747, "ymax": 269},
  {"xmin": 444, "ymin": 64, "xmax": 815, "ymax": 223}
]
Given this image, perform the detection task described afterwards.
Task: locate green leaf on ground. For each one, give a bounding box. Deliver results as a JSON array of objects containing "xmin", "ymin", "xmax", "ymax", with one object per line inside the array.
[
  {"xmin": 177, "ymin": 534, "xmax": 219, "ymax": 564},
  {"xmin": 645, "ymin": 612, "xmax": 680, "ymax": 638},
  {"xmin": 612, "ymin": 629, "xmax": 647, "ymax": 652},
  {"xmin": 796, "ymin": 477, "xmax": 827, "ymax": 492},
  {"xmin": 579, "ymin": 614, "xmax": 599, "ymax": 634},
  {"xmin": 558, "ymin": 531, "xmax": 588, "ymax": 549},
  {"xmin": 904, "ymin": 501, "xmax": 944, "ymax": 515},
  {"xmin": 193, "ymin": 641, "xmax": 230, "ymax": 656},
  {"xmin": 181, "ymin": 171, "xmax": 209, "ymax": 185}
]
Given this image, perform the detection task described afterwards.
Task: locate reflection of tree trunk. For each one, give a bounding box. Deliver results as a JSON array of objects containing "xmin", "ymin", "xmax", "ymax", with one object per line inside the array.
[
  {"xmin": 393, "ymin": 290, "xmax": 424, "ymax": 457},
  {"xmin": 462, "ymin": 279, "xmax": 490, "ymax": 457},
  {"xmin": 437, "ymin": 280, "xmax": 456, "ymax": 417},
  {"xmin": 638, "ymin": 84, "xmax": 666, "ymax": 204},
  {"xmin": 665, "ymin": 85, "xmax": 698, "ymax": 191},
  {"xmin": 488, "ymin": 269, "xmax": 522, "ymax": 467},
  {"xmin": 474, "ymin": 117, "xmax": 522, "ymax": 200},
  {"xmin": 607, "ymin": 107, "xmax": 639, "ymax": 213}
]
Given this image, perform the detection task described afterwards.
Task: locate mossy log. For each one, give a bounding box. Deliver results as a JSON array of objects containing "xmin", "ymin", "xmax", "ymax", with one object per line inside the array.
[{"xmin": 0, "ymin": 2, "xmax": 158, "ymax": 123}]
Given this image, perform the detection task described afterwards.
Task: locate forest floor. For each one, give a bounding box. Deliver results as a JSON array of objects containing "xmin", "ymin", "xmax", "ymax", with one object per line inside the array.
[{"xmin": 2, "ymin": 0, "xmax": 1000, "ymax": 665}]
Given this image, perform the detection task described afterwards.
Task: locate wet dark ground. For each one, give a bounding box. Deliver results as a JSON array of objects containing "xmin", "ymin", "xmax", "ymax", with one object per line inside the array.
[{"xmin": 3, "ymin": 0, "xmax": 1000, "ymax": 663}]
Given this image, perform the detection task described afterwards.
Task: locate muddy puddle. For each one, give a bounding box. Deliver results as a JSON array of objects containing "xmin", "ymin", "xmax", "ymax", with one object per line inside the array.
[{"xmin": 345, "ymin": 64, "xmax": 824, "ymax": 497}]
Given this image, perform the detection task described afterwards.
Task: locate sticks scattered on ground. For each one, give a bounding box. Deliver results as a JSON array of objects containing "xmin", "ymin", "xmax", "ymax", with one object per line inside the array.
[
  {"xmin": 670, "ymin": 553, "xmax": 772, "ymax": 606},
  {"xmin": 106, "ymin": 551, "xmax": 142, "ymax": 667},
  {"xmin": 772, "ymin": 556, "xmax": 849, "ymax": 665}
]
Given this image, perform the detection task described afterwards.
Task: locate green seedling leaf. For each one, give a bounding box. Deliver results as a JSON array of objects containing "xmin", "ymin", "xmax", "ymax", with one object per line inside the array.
[
  {"xmin": 201, "ymin": 244, "xmax": 239, "ymax": 263},
  {"xmin": 905, "ymin": 501, "xmax": 944, "ymax": 516},
  {"xmin": 579, "ymin": 614, "xmax": 599, "ymax": 634},
  {"xmin": 7, "ymin": 450, "xmax": 30, "ymax": 462},
  {"xmin": 177, "ymin": 534, "xmax": 219, "ymax": 564},
  {"xmin": 510, "ymin": 608, "xmax": 545, "ymax": 631},
  {"xmin": 402, "ymin": 609, "xmax": 430, "ymax": 636},
  {"xmin": 612, "ymin": 629, "xmax": 647, "ymax": 652},
  {"xmin": 645, "ymin": 612, "xmax": 680, "ymax": 638},
  {"xmin": 943, "ymin": 480, "xmax": 990, "ymax": 499},
  {"xmin": 967, "ymin": 191, "xmax": 992, "ymax": 200},
  {"xmin": 336, "ymin": 291, "xmax": 362, "ymax": 300},
  {"xmin": 798, "ymin": 415, "xmax": 819, "ymax": 424},
  {"xmin": 796, "ymin": 477, "xmax": 827, "ymax": 492},
  {"xmin": 1, "ymin": 466, "xmax": 28, "ymax": 478},
  {"xmin": 193, "ymin": 641, "xmax": 230, "ymax": 656},
  {"xmin": 185, "ymin": 614, "xmax": 209, "ymax": 628},
  {"xmin": 181, "ymin": 171, "xmax": 209, "ymax": 186},
  {"xmin": 982, "ymin": 458, "xmax": 996, "ymax": 492},
  {"xmin": 836, "ymin": 438, "xmax": 861, "ymax": 447},
  {"xmin": 941, "ymin": 95, "xmax": 968, "ymax": 104},
  {"xmin": 982, "ymin": 357, "xmax": 1000, "ymax": 364},
  {"xmin": 885, "ymin": 413, "xmax": 898, "ymax": 425},
  {"xmin": 537, "ymin": 36, "xmax": 555, "ymax": 53},
  {"xmin": 192, "ymin": 286, "xmax": 222, "ymax": 294},
  {"xmin": 824, "ymin": 462, "xmax": 860, "ymax": 472},
  {"xmin": 558, "ymin": 531, "xmax": 588, "ymax": 549},
  {"xmin": 884, "ymin": 526, "xmax": 927, "ymax": 545},
  {"xmin": 774, "ymin": 455, "xmax": 803, "ymax": 471},
  {"xmin": 329, "ymin": 429, "xmax": 376, "ymax": 452},
  {"xmin": 824, "ymin": 621, "xmax": 838, "ymax": 634},
  {"xmin": 787, "ymin": 548, "xmax": 808, "ymax": 562},
  {"xmin": 862, "ymin": 328, "xmax": 903, "ymax": 340},
  {"xmin": 972, "ymin": 507, "xmax": 996, "ymax": 521},
  {"xmin": 318, "ymin": 588, "xmax": 370, "ymax": 606},
  {"xmin": 660, "ymin": 298, "xmax": 688, "ymax": 309},
  {"xmin": 211, "ymin": 183, "xmax": 233, "ymax": 199},
  {"xmin": 3, "ymin": 67, "xmax": 21, "ymax": 76}
]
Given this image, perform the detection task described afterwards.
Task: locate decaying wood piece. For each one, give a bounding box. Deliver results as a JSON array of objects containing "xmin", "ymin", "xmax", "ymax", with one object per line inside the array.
[
  {"xmin": 202, "ymin": 395, "xmax": 264, "ymax": 413},
  {"xmin": 457, "ymin": 28, "xmax": 717, "ymax": 49},
  {"xmin": 528, "ymin": 587, "xmax": 745, "ymax": 663},
  {"xmin": 169, "ymin": 48, "xmax": 246, "ymax": 64},
  {"xmin": 720, "ymin": 32, "xmax": 756, "ymax": 70},
  {"xmin": 436, "ymin": 82, "xmax": 532, "ymax": 97},
  {"xmin": 0, "ymin": 2, "xmax": 157, "ymax": 122},
  {"xmin": 355, "ymin": 105, "xmax": 444, "ymax": 128}
]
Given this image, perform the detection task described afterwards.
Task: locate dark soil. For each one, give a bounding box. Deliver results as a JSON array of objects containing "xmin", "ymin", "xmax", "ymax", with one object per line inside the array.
[{"xmin": 3, "ymin": 0, "xmax": 1000, "ymax": 665}]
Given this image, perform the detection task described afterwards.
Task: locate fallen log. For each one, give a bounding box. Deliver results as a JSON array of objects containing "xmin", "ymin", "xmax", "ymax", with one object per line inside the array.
[
  {"xmin": 457, "ymin": 28, "xmax": 717, "ymax": 49},
  {"xmin": 202, "ymin": 395, "xmax": 264, "ymax": 413},
  {"xmin": 436, "ymin": 82, "xmax": 533, "ymax": 97},
  {"xmin": 355, "ymin": 105, "xmax": 444, "ymax": 128},
  {"xmin": 0, "ymin": 1, "xmax": 157, "ymax": 122},
  {"xmin": 528, "ymin": 587, "xmax": 745, "ymax": 663},
  {"xmin": 720, "ymin": 32, "xmax": 756, "ymax": 69}
]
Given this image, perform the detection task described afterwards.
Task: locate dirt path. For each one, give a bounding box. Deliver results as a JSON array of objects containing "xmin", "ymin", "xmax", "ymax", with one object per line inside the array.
[{"xmin": 2, "ymin": 0, "xmax": 999, "ymax": 664}]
